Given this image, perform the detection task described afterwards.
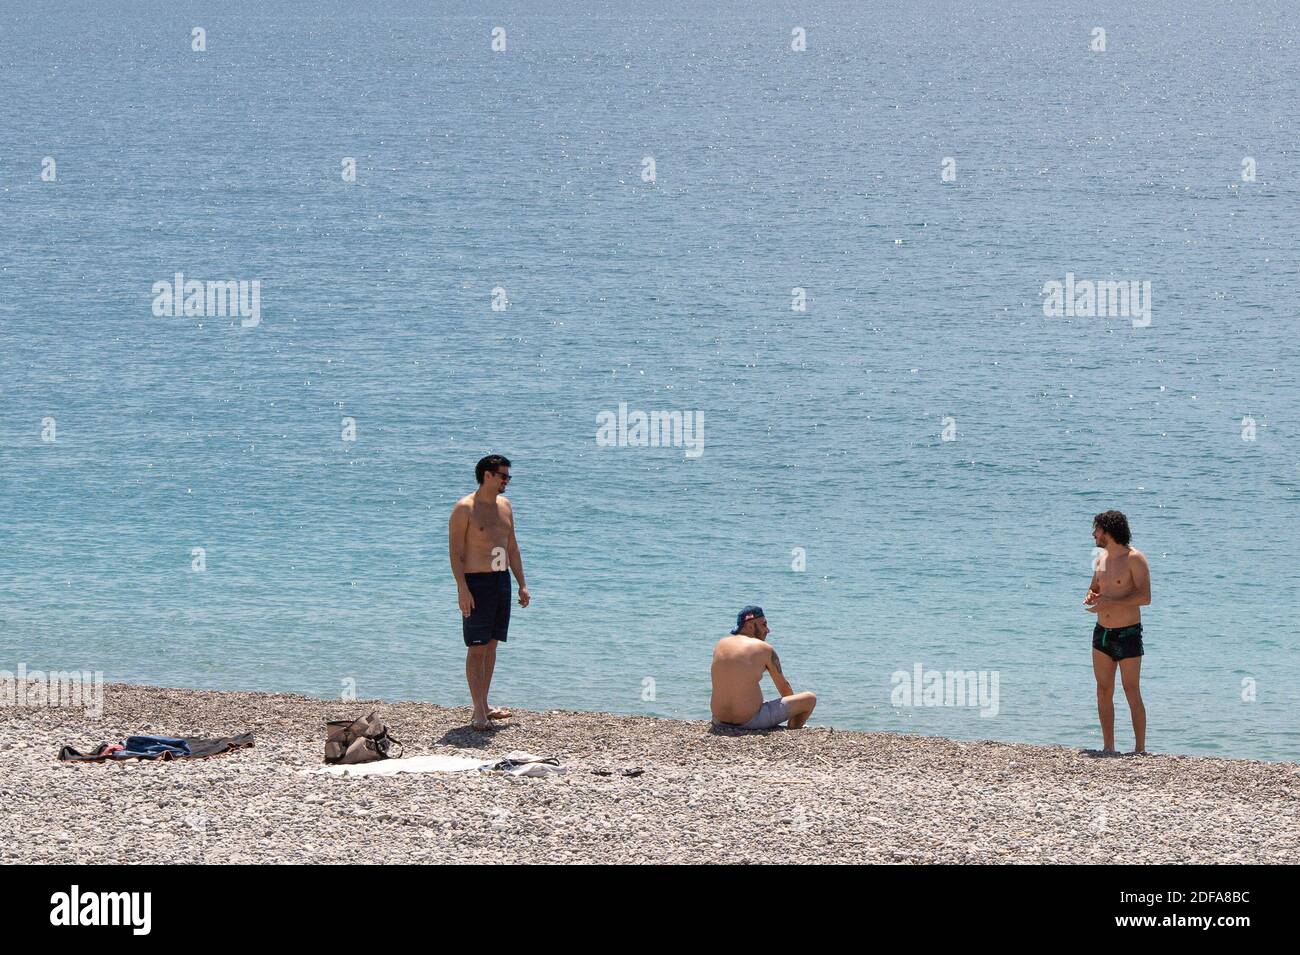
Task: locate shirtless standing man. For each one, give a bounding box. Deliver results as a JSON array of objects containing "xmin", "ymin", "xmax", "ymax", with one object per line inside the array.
[
  {"xmin": 449, "ymin": 454, "xmax": 529, "ymax": 731},
  {"xmin": 1085, "ymin": 510, "xmax": 1151, "ymax": 754},
  {"xmin": 710, "ymin": 606, "xmax": 817, "ymax": 730}
]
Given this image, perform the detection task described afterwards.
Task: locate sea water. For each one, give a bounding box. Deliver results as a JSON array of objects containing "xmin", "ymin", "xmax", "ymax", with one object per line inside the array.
[{"xmin": 2, "ymin": 0, "xmax": 1297, "ymax": 760}]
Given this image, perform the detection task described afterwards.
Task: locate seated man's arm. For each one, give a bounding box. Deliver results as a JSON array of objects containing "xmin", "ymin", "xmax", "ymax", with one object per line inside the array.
[{"xmin": 766, "ymin": 648, "xmax": 795, "ymax": 698}]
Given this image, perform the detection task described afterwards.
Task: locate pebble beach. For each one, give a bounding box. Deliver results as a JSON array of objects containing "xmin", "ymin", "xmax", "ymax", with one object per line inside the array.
[{"xmin": 1, "ymin": 683, "xmax": 1296, "ymax": 864}]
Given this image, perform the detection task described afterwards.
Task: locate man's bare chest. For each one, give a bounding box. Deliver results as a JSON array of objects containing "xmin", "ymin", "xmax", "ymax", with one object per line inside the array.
[
  {"xmin": 1098, "ymin": 556, "xmax": 1131, "ymax": 593},
  {"xmin": 468, "ymin": 505, "xmax": 509, "ymax": 538}
]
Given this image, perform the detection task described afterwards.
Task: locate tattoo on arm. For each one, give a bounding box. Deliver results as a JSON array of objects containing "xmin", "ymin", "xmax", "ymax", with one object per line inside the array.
[{"xmin": 769, "ymin": 650, "xmax": 793, "ymax": 694}]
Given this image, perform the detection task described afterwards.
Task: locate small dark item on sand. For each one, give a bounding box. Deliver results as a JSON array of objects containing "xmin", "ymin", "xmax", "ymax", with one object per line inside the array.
[
  {"xmin": 59, "ymin": 734, "xmax": 255, "ymax": 763},
  {"xmin": 591, "ymin": 767, "xmax": 645, "ymax": 777},
  {"xmin": 324, "ymin": 711, "xmax": 403, "ymax": 765}
]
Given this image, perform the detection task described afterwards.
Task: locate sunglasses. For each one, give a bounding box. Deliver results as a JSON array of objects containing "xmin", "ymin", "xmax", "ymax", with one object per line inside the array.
[{"xmin": 490, "ymin": 471, "xmax": 512, "ymax": 482}]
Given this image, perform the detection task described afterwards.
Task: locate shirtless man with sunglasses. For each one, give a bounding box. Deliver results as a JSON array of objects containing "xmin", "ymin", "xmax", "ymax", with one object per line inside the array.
[{"xmin": 448, "ymin": 454, "xmax": 530, "ymax": 730}]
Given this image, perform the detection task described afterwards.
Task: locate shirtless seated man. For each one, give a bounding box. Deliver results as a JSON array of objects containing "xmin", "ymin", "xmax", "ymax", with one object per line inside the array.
[{"xmin": 710, "ymin": 606, "xmax": 817, "ymax": 730}]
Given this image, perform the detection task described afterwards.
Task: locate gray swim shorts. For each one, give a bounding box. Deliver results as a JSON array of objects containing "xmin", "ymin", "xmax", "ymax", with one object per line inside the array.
[{"xmin": 718, "ymin": 697, "xmax": 790, "ymax": 731}]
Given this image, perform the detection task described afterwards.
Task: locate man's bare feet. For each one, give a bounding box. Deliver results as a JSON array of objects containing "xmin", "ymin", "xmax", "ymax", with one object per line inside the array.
[{"xmin": 487, "ymin": 707, "xmax": 511, "ymax": 720}]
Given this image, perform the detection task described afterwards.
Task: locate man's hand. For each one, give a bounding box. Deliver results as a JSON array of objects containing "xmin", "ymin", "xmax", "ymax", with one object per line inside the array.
[
  {"xmin": 458, "ymin": 586, "xmax": 475, "ymax": 619},
  {"xmin": 1084, "ymin": 593, "xmax": 1106, "ymax": 614},
  {"xmin": 517, "ymin": 586, "xmax": 530, "ymax": 608}
]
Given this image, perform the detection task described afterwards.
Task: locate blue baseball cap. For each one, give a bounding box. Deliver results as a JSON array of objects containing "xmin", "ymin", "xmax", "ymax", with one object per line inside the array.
[{"xmin": 731, "ymin": 605, "xmax": 765, "ymax": 634}]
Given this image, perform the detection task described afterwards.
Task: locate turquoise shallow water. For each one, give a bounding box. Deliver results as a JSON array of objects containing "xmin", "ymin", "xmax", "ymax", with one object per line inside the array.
[{"xmin": 2, "ymin": 1, "xmax": 1298, "ymax": 760}]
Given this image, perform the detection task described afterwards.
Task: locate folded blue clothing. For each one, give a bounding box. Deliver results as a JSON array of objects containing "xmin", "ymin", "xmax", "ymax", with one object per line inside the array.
[
  {"xmin": 58, "ymin": 733, "xmax": 254, "ymax": 762},
  {"xmin": 119, "ymin": 736, "xmax": 191, "ymax": 759}
]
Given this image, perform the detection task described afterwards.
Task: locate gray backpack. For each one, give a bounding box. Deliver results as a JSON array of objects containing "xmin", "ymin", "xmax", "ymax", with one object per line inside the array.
[{"xmin": 324, "ymin": 711, "xmax": 403, "ymax": 765}]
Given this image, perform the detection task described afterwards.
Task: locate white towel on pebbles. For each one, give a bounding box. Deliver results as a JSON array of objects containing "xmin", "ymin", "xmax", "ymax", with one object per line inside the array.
[
  {"xmin": 304, "ymin": 751, "xmax": 566, "ymax": 778},
  {"xmin": 305, "ymin": 754, "xmax": 490, "ymax": 777}
]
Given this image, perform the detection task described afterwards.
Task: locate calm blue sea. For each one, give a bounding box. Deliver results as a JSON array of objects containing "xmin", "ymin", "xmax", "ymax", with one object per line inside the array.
[{"xmin": 2, "ymin": 1, "xmax": 1298, "ymax": 760}]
